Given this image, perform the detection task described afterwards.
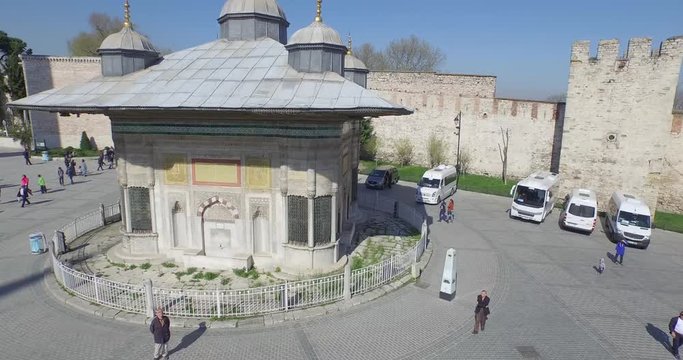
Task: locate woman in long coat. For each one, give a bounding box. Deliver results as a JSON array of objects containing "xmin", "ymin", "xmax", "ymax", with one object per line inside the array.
[{"xmin": 473, "ymin": 290, "xmax": 490, "ymax": 334}]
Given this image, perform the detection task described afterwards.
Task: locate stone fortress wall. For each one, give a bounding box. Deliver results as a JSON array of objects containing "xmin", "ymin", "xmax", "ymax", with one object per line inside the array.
[
  {"xmin": 21, "ymin": 55, "xmax": 113, "ymax": 149},
  {"xmin": 368, "ymin": 72, "xmax": 563, "ymax": 181},
  {"xmin": 559, "ymin": 37, "xmax": 683, "ymax": 212}
]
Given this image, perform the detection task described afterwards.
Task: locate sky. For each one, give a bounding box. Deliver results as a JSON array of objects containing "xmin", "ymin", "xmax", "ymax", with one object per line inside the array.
[{"xmin": 2, "ymin": 0, "xmax": 682, "ymax": 100}]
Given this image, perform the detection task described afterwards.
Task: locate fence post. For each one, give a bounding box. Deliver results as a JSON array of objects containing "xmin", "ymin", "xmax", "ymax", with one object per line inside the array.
[
  {"xmin": 144, "ymin": 278, "xmax": 154, "ymax": 318},
  {"xmin": 100, "ymin": 203, "xmax": 106, "ymax": 225},
  {"xmin": 344, "ymin": 260, "xmax": 351, "ymax": 301},
  {"xmin": 216, "ymin": 287, "xmax": 221, "ymax": 318},
  {"xmin": 283, "ymin": 282, "xmax": 289, "ymax": 311},
  {"xmin": 390, "ymin": 255, "xmax": 394, "ymax": 278},
  {"xmin": 93, "ymin": 275, "xmax": 100, "ymax": 303}
]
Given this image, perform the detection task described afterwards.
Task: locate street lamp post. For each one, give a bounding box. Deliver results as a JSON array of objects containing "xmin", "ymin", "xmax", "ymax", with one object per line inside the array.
[{"xmin": 453, "ymin": 111, "xmax": 462, "ymax": 190}]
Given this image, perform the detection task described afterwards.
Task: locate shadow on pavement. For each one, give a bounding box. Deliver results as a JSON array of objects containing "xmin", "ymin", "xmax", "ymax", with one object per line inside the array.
[
  {"xmin": 28, "ymin": 199, "xmax": 53, "ymax": 206},
  {"xmin": 48, "ymin": 188, "xmax": 65, "ymax": 194},
  {"xmin": 0, "ymin": 268, "xmax": 49, "ymax": 298},
  {"xmin": 646, "ymin": 323, "xmax": 671, "ymax": 353},
  {"xmin": 0, "ymin": 151, "xmax": 22, "ymax": 158},
  {"xmin": 169, "ymin": 322, "xmax": 207, "ymax": 356}
]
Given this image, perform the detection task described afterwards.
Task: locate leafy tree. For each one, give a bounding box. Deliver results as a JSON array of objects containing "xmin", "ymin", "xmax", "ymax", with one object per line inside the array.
[
  {"xmin": 68, "ymin": 13, "xmax": 124, "ymax": 56},
  {"xmin": 0, "ymin": 30, "xmax": 29, "ymax": 102},
  {"xmin": 394, "ymin": 138, "xmax": 414, "ymax": 166},
  {"xmin": 359, "ymin": 118, "xmax": 379, "ymax": 160},
  {"xmin": 426, "ymin": 133, "xmax": 447, "ymax": 167},
  {"xmin": 355, "ymin": 35, "xmax": 445, "ymax": 72},
  {"xmin": 80, "ymin": 131, "xmax": 94, "ymax": 151}
]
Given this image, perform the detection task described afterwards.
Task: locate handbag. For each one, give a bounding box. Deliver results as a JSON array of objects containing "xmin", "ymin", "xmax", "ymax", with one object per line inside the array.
[{"xmin": 484, "ymin": 307, "xmax": 490, "ymax": 316}]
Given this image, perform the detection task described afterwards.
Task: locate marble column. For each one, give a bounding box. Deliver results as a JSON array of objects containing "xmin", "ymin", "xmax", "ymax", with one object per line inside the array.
[
  {"xmin": 307, "ymin": 169, "xmax": 316, "ymax": 248},
  {"xmin": 331, "ymin": 182, "xmax": 338, "ymax": 242},
  {"xmin": 280, "ymin": 164, "xmax": 288, "ymax": 244}
]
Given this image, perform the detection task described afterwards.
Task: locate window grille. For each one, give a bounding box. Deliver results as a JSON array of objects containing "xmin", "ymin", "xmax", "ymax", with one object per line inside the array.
[
  {"xmin": 314, "ymin": 196, "xmax": 331, "ymax": 245},
  {"xmin": 128, "ymin": 187, "xmax": 152, "ymax": 232},
  {"xmin": 287, "ymin": 196, "xmax": 307, "ymax": 245}
]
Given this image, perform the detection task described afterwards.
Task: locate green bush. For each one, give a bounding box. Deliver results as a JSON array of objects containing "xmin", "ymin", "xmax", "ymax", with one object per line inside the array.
[
  {"xmin": 140, "ymin": 262, "xmax": 152, "ymax": 270},
  {"xmin": 427, "ymin": 133, "xmax": 447, "ymax": 167},
  {"xmin": 394, "ymin": 138, "xmax": 414, "ymax": 166},
  {"xmin": 161, "ymin": 262, "xmax": 177, "ymax": 268},
  {"xmin": 80, "ymin": 131, "xmax": 94, "ymax": 151}
]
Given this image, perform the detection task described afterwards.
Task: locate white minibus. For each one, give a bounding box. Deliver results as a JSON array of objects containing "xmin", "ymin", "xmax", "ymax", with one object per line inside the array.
[
  {"xmin": 509, "ymin": 171, "xmax": 559, "ymax": 223},
  {"xmin": 559, "ymin": 188, "xmax": 598, "ymax": 233},
  {"xmin": 415, "ymin": 165, "xmax": 458, "ymax": 204},
  {"xmin": 605, "ymin": 192, "xmax": 652, "ymax": 249}
]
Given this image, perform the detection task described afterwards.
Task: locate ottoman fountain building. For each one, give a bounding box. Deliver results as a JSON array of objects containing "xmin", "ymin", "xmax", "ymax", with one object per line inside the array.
[{"xmin": 10, "ymin": 0, "xmax": 409, "ymax": 272}]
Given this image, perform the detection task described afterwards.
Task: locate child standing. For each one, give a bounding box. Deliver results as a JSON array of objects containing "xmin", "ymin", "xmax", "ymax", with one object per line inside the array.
[
  {"xmin": 38, "ymin": 174, "xmax": 47, "ymax": 194},
  {"xmin": 57, "ymin": 167, "xmax": 65, "ymax": 186},
  {"xmin": 447, "ymin": 198, "xmax": 455, "ymax": 223},
  {"xmin": 439, "ymin": 201, "xmax": 447, "ymax": 222},
  {"xmin": 615, "ymin": 240, "xmax": 626, "ymax": 265}
]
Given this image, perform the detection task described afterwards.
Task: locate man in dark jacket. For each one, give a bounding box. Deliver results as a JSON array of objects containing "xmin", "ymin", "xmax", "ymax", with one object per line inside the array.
[
  {"xmin": 670, "ymin": 311, "xmax": 683, "ymax": 359},
  {"xmin": 150, "ymin": 307, "xmax": 171, "ymax": 360}
]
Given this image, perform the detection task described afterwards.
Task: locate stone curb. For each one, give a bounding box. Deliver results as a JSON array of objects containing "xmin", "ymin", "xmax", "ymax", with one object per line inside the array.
[{"xmin": 44, "ymin": 246, "xmax": 434, "ymax": 329}]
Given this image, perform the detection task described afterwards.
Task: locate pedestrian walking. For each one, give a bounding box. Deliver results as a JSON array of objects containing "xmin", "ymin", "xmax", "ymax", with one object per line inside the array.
[
  {"xmin": 21, "ymin": 174, "xmax": 29, "ymax": 188},
  {"xmin": 66, "ymin": 165, "xmax": 75, "ymax": 184},
  {"xmin": 23, "ymin": 148, "xmax": 32, "ymax": 165},
  {"xmin": 615, "ymin": 239, "xmax": 626, "ymax": 265},
  {"xmin": 38, "ymin": 175, "xmax": 47, "ymax": 194},
  {"xmin": 107, "ymin": 148, "xmax": 115, "ymax": 169},
  {"xmin": 57, "ymin": 167, "xmax": 65, "ymax": 186},
  {"xmin": 439, "ymin": 200, "xmax": 447, "ymax": 222},
  {"xmin": 150, "ymin": 307, "xmax": 171, "ymax": 360},
  {"xmin": 670, "ymin": 311, "xmax": 683, "ymax": 359},
  {"xmin": 81, "ymin": 159, "xmax": 88, "ymax": 177},
  {"xmin": 97, "ymin": 152, "xmax": 105, "ymax": 171},
  {"xmin": 472, "ymin": 290, "xmax": 490, "ymax": 334},
  {"xmin": 447, "ymin": 198, "xmax": 455, "ymax": 223},
  {"xmin": 19, "ymin": 186, "xmax": 31, "ymax": 207},
  {"xmin": 597, "ymin": 257, "xmax": 605, "ymax": 274}
]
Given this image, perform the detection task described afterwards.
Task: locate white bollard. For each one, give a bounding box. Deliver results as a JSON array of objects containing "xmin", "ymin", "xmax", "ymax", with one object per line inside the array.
[{"xmin": 439, "ymin": 248, "xmax": 457, "ymax": 301}]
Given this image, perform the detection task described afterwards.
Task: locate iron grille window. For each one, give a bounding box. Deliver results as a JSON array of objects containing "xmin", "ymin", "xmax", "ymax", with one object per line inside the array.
[
  {"xmin": 352, "ymin": 169, "xmax": 358, "ymax": 201},
  {"xmin": 314, "ymin": 196, "xmax": 331, "ymax": 245},
  {"xmin": 129, "ymin": 187, "xmax": 152, "ymax": 232},
  {"xmin": 287, "ymin": 196, "xmax": 308, "ymax": 245}
]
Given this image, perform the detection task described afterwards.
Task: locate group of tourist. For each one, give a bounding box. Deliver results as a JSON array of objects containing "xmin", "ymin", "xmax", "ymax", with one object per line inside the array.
[{"xmin": 438, "ymin": 198, "xmax": 455, "ymax": 223}]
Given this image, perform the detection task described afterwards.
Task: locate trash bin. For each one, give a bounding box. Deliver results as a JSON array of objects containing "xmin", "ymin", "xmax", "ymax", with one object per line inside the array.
[
  {"xmin": 29, "ymin": 232, "xmax": 47, "ymax": 254},
  {"xmin": 41, "ymin": 151, "xmax": 51, "ymax": 161}
]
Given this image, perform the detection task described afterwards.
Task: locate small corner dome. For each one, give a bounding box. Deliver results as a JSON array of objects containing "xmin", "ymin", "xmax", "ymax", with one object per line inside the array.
[
  {"xmin": 289, "ymin": 21, "xmax": 343, "ymax": 46},
  {"xmin": 345, "ymin": 54, "xmax": 367, "ymax": 70},
  {"xmin": 99, "ymin": 27, "xmax": 157, "ymax": 53},
  {"xmin": 220, "ymin": 0, "xmax": 287, "ymax": 20}
]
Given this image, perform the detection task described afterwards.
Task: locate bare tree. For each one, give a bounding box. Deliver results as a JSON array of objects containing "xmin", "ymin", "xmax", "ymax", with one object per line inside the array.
[
  {"xmin": 354, "ymin": 43, "xmax": 387, "ymax": 71},
  {"xmin": 383, "ymin": 35, "xmax": 445, "ymax": 72},
  {"xmin": 68, "ymin": 13, "xmax": 124, "ymax": 56},
  {"xmin": 355, "ymin": 35, "xmax": 445, "ymax": 72},
  {"xmin": 498, "ymin": 127, "xmax": 510, "ymax": 184}
]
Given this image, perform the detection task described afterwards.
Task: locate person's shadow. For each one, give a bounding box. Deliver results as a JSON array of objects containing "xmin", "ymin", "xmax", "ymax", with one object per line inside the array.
[
  {"xmin": 169, "ymin": 321, "xmax": 207, "ymax": 356},
  {"xmin": 646, "ymin": 323, "xmax": 670, "ymax": 353}
]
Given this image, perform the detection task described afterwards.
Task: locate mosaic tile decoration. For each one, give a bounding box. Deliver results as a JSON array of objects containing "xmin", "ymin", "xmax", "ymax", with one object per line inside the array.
[
  {"xmin": 192, "ymin": 159, "xmax": 241, "ymax": 187},
  {"xmin": 163, "ymin": 154, "xmax": 188, "ymax": 185},
  {"xmin": 245, "ymin": 157, "xmax": 271, "ymax": 189},
  {"xmin": 112, "ymin": 123, "xmax": 342, "ymax": 139}
]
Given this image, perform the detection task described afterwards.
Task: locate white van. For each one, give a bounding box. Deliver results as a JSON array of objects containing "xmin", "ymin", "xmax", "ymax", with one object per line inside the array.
[
  {"xmin": 605, "ymin": 192, "xmax": 652, "ymax": 249},
  {"xmin": 509, "ymin": 171, "xmax": 559, "ymax": 223},
  {"xmin": 415, "ymin": 165, "xmax": 458, "ymax": 204},
  {"xmin": 559, "ymin": 188, "xmax": 598, "ymax": 233}
]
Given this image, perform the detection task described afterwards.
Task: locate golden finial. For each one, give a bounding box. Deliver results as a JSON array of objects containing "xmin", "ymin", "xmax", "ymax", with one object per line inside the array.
[
  {"xmin": 347, "ymin": 34, "xmax": 353, "ymax": 55},
  {"xmin": 314, "ymin": 0, "xmax": 323, "ymax": 23},
  {"xmin": 123, "ymin": 0, "xmax": 131, "ymax": 28}
]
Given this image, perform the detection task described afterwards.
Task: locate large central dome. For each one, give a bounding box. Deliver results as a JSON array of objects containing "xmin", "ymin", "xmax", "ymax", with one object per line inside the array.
[{"xmin": 220, "ymin": 0, "xmax": 287, "ymax": 20}]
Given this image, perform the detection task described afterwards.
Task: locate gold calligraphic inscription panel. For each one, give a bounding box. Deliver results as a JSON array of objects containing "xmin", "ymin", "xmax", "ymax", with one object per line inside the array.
[
  {"xmin": 246, "ymin": 157, "xmax": 271, "ymax": 189},
  {"xmin": 164, "ymin": 155, "xmax": 188, "ymax": 185},
  {"xmin": 192, "ymin": 159, "xmax": 241, "ymax": 187}
]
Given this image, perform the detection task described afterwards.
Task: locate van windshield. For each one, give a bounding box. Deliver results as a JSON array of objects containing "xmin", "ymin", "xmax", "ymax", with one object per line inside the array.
[
  {"xmin": 617, "ymin": 211, "xmax": 650, "ymax": 228},
  {"xmin": 514, "ymin": 186, "xmax": 546, "ymax": 208},
  {"xmin": 419, "ymin": 178, "xmax": 440, "ymax": 189},
  {"xmin": 369, "ymin": 170, "xmax": 386, "ymax": 178},
  {"xmin": 568, "ymin": 204, "xmax": 595, "ymax": 218}
]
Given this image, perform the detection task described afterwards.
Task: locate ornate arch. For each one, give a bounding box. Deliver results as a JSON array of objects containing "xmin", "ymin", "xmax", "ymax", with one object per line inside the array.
[{"xmin": 197, "ymin": 196, "xmax": 240, "ymax": 219}]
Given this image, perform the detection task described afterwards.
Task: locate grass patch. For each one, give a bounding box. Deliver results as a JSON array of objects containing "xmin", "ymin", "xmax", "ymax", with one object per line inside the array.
[
  {"xmin": 359, "ymin": 160, "xmax": 428, "ymax": 183},
  {"xmin": 175, "ymin": 272, "xmax": 187, "ymax": 280},
  {"xmin": 186, "ymin": 267, "xmax": 198, "ymax": 275},
  {"xmin": 655, "ymin": 211, "xmax": 683, "ymax": 234},
  {"xmin": 203, "ymin": 272, "xmax": 219, "ymax": 281},
  {"xmin": 220, "ymin": 277, "xmax": 232, "ymax": 286},
  {"xmin": 274, "ymin": 266, "xmax": 281, "ymax": 273},
  {"xmin": 458, "ymin": 174, "xmax": 515, "ymax": 198},
  {"xmin": 233, "ymin": 267, "xmax": 259, "ymax": 279},
  {"xmin": 161, "ymin": 262, "xmax": 177, "ymax": 268},
  {"xmin": 140, "ymin": 262, "xmax": 152, "ymax": 270},
  {"xmin": 127, "ymin": 264, "xmax": 137, "ymax": 270},
  {"xmin": 352, "ymin": 239, "xmax": 387, "ymax": 270}
]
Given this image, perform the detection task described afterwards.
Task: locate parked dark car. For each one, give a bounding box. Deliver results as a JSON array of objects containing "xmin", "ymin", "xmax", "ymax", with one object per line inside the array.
[{"xmin": 365, "ymin": 165, "xmax": 399, "ymax": 189}]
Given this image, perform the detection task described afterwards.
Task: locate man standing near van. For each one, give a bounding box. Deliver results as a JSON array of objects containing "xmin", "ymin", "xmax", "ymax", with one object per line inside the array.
[
  {"xmin": 615, "ymin": 240, "xmax": 626, "ymax": 265},
  {"xmin": 670, "ymin": 311, "xmax": 683, "ymax": 359}
]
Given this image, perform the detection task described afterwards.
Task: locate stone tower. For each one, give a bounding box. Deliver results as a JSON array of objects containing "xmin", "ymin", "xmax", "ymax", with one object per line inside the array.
[{"xmin": 559, "ymin": 37, "xmax": 683, "ymax": 210}]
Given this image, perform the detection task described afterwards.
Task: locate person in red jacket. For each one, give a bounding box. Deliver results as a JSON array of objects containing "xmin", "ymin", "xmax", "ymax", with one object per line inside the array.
[
  {"xmin": 447, "ymin": 198, "xmax": 455, "ymax": 223},
  {"xmin": 150, "ymin": 307, "xmax": 171, "ymax": 360}
]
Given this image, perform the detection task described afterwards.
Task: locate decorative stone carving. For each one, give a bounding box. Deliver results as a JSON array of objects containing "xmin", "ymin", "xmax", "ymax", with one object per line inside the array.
[
  {"xmin": 279, "ymin": 164, "xmax": 288, "ymax": 195},
  {"xmin": 196, "ymin": 195, "xmax": 240, "ymax": 219},
  {"xmin": 250, "ymin": 197, "xmax": 270, "ymax": 220}
]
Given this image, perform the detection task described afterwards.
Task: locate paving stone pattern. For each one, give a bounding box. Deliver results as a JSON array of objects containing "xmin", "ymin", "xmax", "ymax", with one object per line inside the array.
[{"xmin": 0, "ymin": 153, "xmax": 681, "ymax": 359}]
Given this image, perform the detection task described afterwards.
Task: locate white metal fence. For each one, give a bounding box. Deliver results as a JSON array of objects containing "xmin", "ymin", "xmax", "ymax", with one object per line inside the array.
[{"xmin": 48, "ymin": 194, "xmax": 428, "ymax": 318}]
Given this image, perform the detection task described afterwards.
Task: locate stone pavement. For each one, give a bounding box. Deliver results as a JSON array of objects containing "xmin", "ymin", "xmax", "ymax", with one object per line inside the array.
[{"xmin": 1, "ymin": 150, "xmax": 682, "ymax": 359}]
